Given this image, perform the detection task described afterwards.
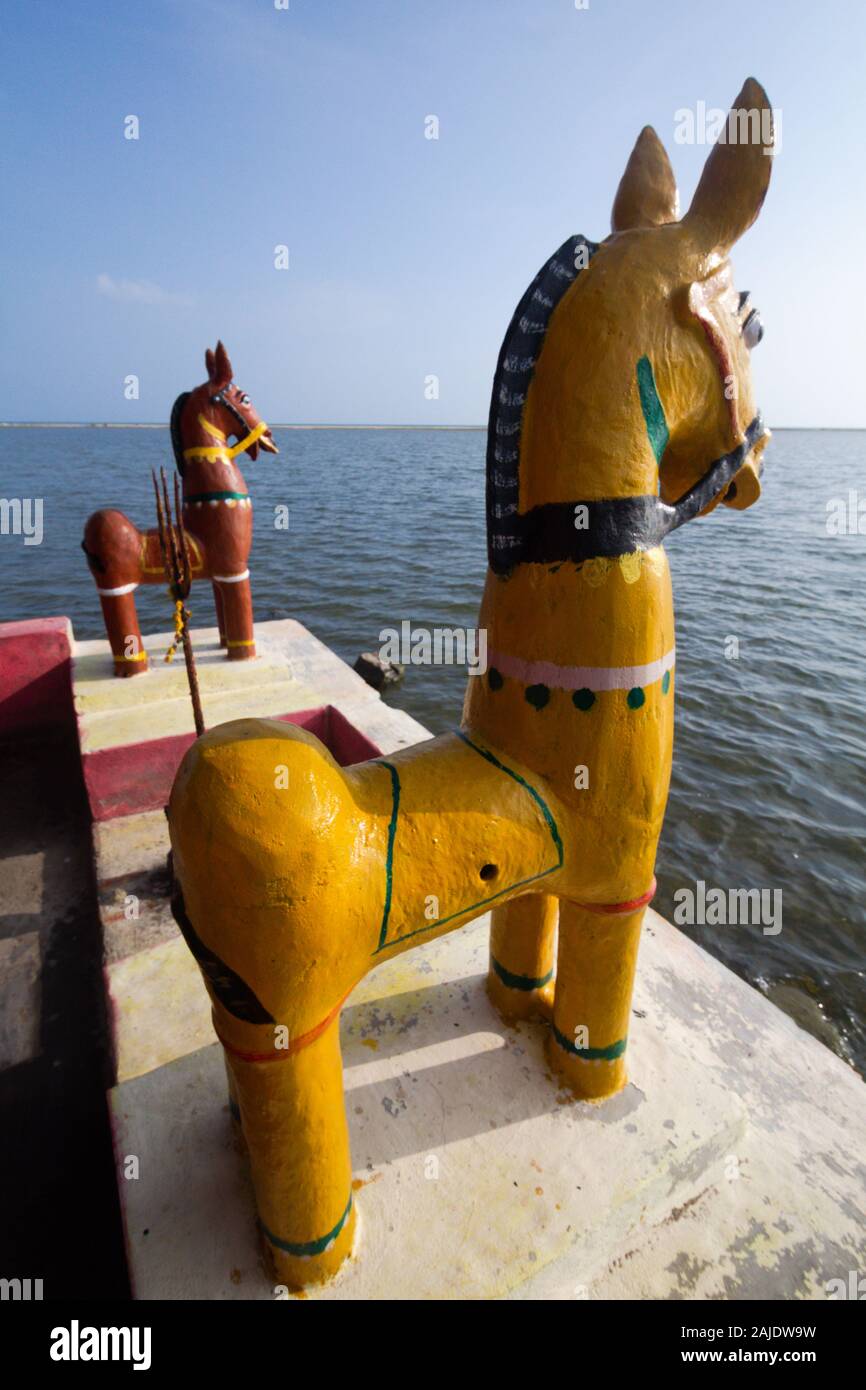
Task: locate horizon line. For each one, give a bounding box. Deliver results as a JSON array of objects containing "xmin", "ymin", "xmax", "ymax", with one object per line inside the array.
[
  {"xmin": 1, "ymin": 422, "xmax": 864, "ymax": 432},
  {"xmin": 0, "ymin": 421, "xmax": 487, "ymax": 432}
]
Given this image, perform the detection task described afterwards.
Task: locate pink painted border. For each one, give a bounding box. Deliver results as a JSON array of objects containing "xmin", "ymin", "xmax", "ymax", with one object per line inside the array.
[{"xmin": 487, "ymin": 645, "xmax": 676, "ymax": 693}]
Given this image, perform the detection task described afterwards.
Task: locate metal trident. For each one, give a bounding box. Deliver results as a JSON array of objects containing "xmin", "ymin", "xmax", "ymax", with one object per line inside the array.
[{"xmin": 152, "ymin": 467, "xmax": 205, "ymax": 737}]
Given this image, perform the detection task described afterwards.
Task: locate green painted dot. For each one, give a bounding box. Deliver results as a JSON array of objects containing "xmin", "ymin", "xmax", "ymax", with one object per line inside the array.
[
  {"xmin": 525, "ymin": 683, "xmax": 550, "ymax": 710},
  {"xmin": 572, "ymin": 688, "xmax": 596, "ymax": 711},
  {"xmin": 488, "ymin": 666, "xmax": 503, "ymax": 692},
  {"xmin": 627, "ymin": 686, "xmax": 645, "ymax": 710},
  {"xmin": 661, "ymin": 670, "xmax": 671, "ymax": 695}
]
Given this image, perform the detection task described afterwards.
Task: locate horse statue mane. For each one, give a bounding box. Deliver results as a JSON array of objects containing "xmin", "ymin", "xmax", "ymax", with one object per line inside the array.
[
  {"xmin": 168, "ymin": 79, "xmax": 774, "ymax": 1290},
  {"xmin": 169, "ymin": 390, "xmax": 192, "ymax": 477},
  {"xmin": 486, "ymin": 234, "xmax": 599, "ymax": 571}
]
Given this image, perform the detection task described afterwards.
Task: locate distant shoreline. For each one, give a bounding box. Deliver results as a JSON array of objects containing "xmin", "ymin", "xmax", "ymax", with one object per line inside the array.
[
  {"xmin": 0, "ymin": 422, "xmax": 861, "ymax": 432},
  {"xmin": 0, "ymin": 422, "xmax": 488, "ymax": 432}
]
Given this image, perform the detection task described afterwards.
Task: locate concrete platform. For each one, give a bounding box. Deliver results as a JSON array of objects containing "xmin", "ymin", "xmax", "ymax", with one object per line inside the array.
[{"xmin": 110, "ymin": 909, "xmax": 866, "ymax": 1301}]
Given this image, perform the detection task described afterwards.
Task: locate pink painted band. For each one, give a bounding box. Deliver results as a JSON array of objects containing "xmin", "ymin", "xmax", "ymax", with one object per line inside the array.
[{"xmin": 487, "ymin": 647, "xmax": 675, "ymax": 693}]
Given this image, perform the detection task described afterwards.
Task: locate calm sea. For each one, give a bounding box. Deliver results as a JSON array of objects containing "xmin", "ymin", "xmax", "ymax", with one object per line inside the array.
[{"xmin": 2, "ymin": 426, "xmax": 864, "ymax": 1071}]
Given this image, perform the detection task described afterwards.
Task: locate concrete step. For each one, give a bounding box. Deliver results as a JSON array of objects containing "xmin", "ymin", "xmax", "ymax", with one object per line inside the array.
[
  {"xmin": 73, "ymin": 634, "xmax": 291, "ymax": 713},
  {"xmin": 74, "ymin": 619, "xmax": 379, "ymax": 729},
  {"xmin": 80, "ymin": 678, "xmax": 324, "ymax": 753}
]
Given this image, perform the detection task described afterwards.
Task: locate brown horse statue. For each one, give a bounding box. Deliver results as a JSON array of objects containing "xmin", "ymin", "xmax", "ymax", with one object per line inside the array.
[{"xmin": 82, "ymin": 342, "xmax": 277, "ymax": 675}]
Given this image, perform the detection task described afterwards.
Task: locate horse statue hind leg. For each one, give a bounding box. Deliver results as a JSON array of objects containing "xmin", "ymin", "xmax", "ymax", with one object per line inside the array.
[
  {"xmin": 81, "ymin": 506, "xmax": 157, "ymax": 676},
  {"xmin": 82, "ymin": 341, "xmax": 278, "ymax": 675},
  {"xmin": 169, "ymin": 78, "xmax": 774, "ymax": 1288},
  {"xmin": 487, "ymin": 895, "xmax": 558, "ymax": 1021}
]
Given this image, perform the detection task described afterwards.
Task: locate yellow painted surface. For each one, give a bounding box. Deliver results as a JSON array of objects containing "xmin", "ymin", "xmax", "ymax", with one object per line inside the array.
[
  {"xmin": 169, "ymin": 79, "xmax": 774, "ymax": 1287},
  {"xmin": 465, "ymin": 548, "xmax": 674, "ymax": 902}
]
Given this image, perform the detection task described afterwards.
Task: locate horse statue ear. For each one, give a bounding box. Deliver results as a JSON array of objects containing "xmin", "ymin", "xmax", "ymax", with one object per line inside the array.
[
  {"xmin": 611, "ymin": 126, "xmax": 679, "ymax": 231},
  {"xmin": 683, "ymin": 77, "xmax": 774, "ymax": 257},
  {"xmin": 213, "ymin": 340, "xmax": 233, "ymax": 387},
  {"xmin": 205, "ymin": 347, "xmax": 217, "ymax": 380}
]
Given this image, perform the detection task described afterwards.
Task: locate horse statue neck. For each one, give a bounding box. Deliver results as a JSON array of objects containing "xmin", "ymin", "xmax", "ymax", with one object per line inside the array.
[
  {"xmin": 463, "ymin": 236, "xmax": 676, "ymax": 797},
  {"xmin": 178, "ymin": 406, "xmax": 250, "ymax": 502}
]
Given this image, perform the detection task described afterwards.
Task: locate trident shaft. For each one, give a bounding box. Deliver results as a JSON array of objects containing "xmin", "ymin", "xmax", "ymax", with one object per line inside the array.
[{"xmin": 152, "ymin": 467, "xmax": 206, "ymax": 738}]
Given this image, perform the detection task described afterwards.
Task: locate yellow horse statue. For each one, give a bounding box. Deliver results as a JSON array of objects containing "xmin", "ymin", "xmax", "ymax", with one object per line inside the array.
[{"xmin": 169, "ymin": 79, "xmax": 774, "ymax": 1288}]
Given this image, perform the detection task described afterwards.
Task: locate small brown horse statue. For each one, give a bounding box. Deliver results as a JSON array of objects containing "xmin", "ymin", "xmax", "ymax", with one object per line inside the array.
[{"xmin": 82, "ymin": 342, "xmax": 277, "ymax": 675}]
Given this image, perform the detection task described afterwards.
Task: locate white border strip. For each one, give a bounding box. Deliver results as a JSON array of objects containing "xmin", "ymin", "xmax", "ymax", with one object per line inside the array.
[
  {"xmin": 488, "ymin": 646, "xmax": 675, "ymax": 693},
  {"xmin": 212, "ymin": 570, "xmax": 250, "ymax": 584},
  {"xmin": 96, "ymin": 582, "xmax": 139, "ymax": 597}
]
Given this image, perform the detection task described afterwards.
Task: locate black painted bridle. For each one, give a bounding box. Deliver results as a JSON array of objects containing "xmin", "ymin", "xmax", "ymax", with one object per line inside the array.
[
  {"xmin": 209, "ymin": 386, "xmax": 250, "ymax": 439},
  {"xmin": 494, "ymin": 413, "xmax": 766, "ymax": 570}
]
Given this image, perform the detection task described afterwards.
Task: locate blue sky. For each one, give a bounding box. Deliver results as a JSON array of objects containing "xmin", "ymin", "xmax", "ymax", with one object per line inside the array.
[{"xmin": 2, "ymin": 0, "xmax": 863, "ymax": 426}]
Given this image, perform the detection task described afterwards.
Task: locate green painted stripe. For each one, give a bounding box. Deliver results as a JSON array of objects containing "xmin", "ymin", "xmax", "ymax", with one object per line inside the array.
[
  {"xmin": 373, "ymin": 734, "xmax": 563, "ymax": 955},
  {"xmin": 456, "ymin": 732, "xmax": 564, "ymax": 867},
  {"xmin": 373, "ymin": 862, "xmax": 559, "ymax": 954},
  {"xmin": 636, "ymin": 355, "xmax": 669, "ymax": 466},
  {"xmin": 261, "ymin": 1192, "xmax": 353, "ymax": 1259},
  {"xmin": 184, "ymin": 490, "xmax": 250, "ymax": 503},
  {"xmin": 552, "ymin": 1024, "xmax": 627, "ymax": 1061},
  {"xmin": 491, "ymin": 956, "xmax": 554, "ymax": 992},
  {"xmin": 377, "ymin": 762, "xmax": 401, "ymax": 951}
]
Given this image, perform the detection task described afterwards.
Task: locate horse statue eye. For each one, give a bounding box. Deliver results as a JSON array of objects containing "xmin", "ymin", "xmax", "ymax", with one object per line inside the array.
[
  {"xmin": 241, "ymin": 394, "xmax": 250, "ymax": 406},
  {"xmin": 742, "ymin": 308, "xmax": 764, "ymax": 349}
]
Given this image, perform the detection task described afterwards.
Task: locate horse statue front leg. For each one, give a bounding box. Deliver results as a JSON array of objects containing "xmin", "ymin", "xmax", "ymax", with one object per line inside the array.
[
  {"xmin": 549, "ymin": 894, "xmax": 652, "ymax": 1099},
  {"xmin": 214, "ymin": 571, "xmax": 256, "ymax": 660},
  {"xmin": 185, "ymin": 497, "xmax": 256, "ymax": 660},
  {"xmin": 488, "ymin": 891, "xmax": 653, "ymax": 1098}
]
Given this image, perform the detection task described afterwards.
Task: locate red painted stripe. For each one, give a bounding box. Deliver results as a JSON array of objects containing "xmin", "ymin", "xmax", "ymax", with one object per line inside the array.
[
  {"xmin": 214, "ymin": 991, "xmax": 351, "ymax": 1063},
  {"xmin": 0, "ymin": 616, "xmax": 73, "ymax": 737},
  {"xmin": 83, "ymin": 704, "xmax": 382, "ymax": 821},
  {"xmin": 576, "ymin": 877, "xmax": 657, "ymax": 915}
]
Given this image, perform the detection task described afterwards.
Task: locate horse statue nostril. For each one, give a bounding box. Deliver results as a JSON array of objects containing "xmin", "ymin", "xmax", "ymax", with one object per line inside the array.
[{"xmin": 726, "ymin": 483, "xmax": 738, "ymax": 501}]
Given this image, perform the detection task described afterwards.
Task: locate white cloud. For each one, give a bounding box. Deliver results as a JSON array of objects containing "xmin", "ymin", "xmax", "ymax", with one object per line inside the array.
[{"xmin": 96, "ymin": 274, "xmax": 191, "ymax": 307}]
